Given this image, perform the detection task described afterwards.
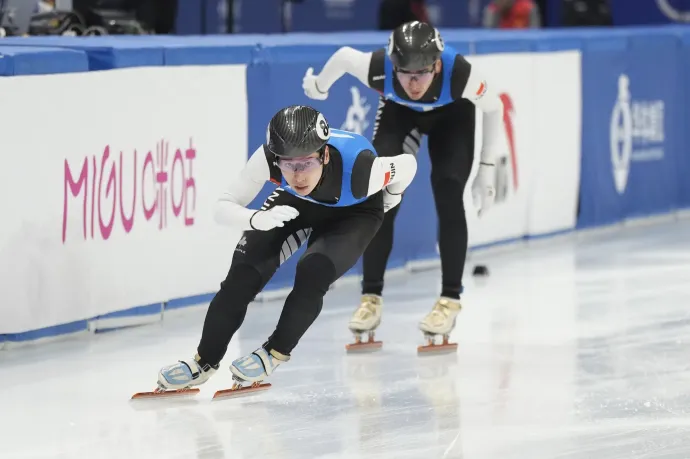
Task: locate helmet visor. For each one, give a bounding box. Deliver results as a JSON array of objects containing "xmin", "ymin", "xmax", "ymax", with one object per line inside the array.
[
  {"xmin": 276, "ymin": 156, "xmax": 322, "ymax": 173},
  {"xmin": 395, "ymin": 67, "xmax": 435, "ymax": 86}
]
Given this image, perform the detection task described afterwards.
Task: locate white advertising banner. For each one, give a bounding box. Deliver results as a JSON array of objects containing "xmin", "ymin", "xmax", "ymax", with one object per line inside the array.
[
  {"xmin": 464, "ymin": 51, "xmax": 582, "ymax": 247},
  {"xmin": 0, "ymin": 66, "xmax": 248, "ymax": 333}
]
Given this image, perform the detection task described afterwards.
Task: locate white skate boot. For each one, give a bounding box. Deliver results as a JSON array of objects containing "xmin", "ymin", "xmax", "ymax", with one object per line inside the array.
[
  {"xmin": 212, "ymin": 347, "xmax": 289, "ymax": 400},
  {"xmin": 417, "ymin": 297, "xmax": 462, "ymax": 354},
  {"xmin": 131, "ymin": 354, "xmax": 218, "ymax": 399},
  {"xmin": 346, "ymin": 294, "xmax": 383, "ymax": 352}
]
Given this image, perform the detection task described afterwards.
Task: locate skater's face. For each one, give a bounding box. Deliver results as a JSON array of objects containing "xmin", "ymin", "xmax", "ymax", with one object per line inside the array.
[
  {"xmin": 278, "ymin": 146, "xmax": 330, "ymax": 196},
  {"xmin": 395, "ymin": 59, "xmax": 441, "ymax": 101}
]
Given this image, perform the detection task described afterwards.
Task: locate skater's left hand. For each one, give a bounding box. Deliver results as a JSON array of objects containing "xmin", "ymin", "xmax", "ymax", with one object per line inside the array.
[
  {"xmin": 471, "ymin": 162, "xmax": 496, "ymax": 216},
  {"xmin": 303, "ymin": 67, "xmax": 329, "ymax": 101},
  {"xmin": 382, "ymin": 188, "xmax": 402, "ymax": 213}
]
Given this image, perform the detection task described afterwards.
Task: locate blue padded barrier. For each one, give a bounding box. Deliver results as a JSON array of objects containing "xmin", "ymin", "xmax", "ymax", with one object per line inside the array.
[
  {"xmin": 0, "ymin": 46, "xmax": 88, "ymax": 76},
  {"xmin": 0, "ymin": 36, "xmax": 165, "ymax": 70},
  {"xmin": 107, "ymin": 35, "xmax": 264, "ymax": 65}
]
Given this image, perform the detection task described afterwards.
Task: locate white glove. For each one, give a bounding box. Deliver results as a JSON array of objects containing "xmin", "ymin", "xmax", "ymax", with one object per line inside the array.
[
  {"xmin": 471, "ymin": 162, "xmax": 496, "ymax": 216},
  {"xmin": 383, "ymin": 189, "xmax": 402, "ymax": 213},
  {"xmin": 302, "ymin": 67, "xmax": 329, "ymax": 100},
  {"xmin": 250, "ymin": 205, "xmax": 299, "ymax": 231}
]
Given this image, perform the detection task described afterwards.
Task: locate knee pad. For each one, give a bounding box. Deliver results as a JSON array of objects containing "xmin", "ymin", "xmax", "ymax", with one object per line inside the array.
[
  {"xmin": 294, "ymin": 253, "xmax": 337, "ymax": 296},
  {"xmin": 431, "ymin": 177, "xmax": 467, "ymax": 216},
  {"xmin": 220, "ymin": 263, "xmax": 263, "ymax": 303}
]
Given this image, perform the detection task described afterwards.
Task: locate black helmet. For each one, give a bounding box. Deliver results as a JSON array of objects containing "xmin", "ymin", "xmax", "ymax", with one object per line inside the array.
[
  {"xmin": 265, "ymin": 105, "xmax": 330, "ymax": 158},
  {"xmin": 387, "ymin": 21, "xmax": 444, "ymax": 71}
]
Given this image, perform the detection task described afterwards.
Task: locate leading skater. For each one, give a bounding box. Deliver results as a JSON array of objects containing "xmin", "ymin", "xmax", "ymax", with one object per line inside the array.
[
  {"xmin": 302, "ymin": 21, "xmax": 505, "ymax": 350},
  {"xmin": 154, "ymin": 105, "xmax": 417, "ymax": 394}
]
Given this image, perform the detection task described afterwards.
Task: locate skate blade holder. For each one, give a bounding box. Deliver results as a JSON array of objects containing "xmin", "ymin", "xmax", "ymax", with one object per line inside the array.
[
  {"xmin": 417, "ymin": 334, "xmax": 458, "ymax": 355},
  {"xmin": 345, "ymin": 331, "xmax": 382, "ymax": 353},
  {"xmin": 131, "ymin": 387, "xmax": 200, "ymax": 400},
  {"xmin": 213, "ymin": 379, "xmax": 271, "ymax": 400}
]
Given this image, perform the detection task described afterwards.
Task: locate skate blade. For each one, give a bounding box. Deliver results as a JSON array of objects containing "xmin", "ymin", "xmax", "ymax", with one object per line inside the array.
[
  {"xmin": 212, "ymin": 383, "xmax": 271, "ymax": 400},
  {"xmin": 345, "ymin": 340, "xmax": 383, "ymax": 353},
  {"xmin": 130, "ymin": 388, "xmax": 200, "ymax": 400},
  {"xmin": 417, "ymin": 343, "xmax": 458, "ymax": 355}
]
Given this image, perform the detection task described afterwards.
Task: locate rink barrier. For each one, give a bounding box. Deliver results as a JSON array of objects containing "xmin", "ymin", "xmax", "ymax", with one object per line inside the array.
[{"xmin": 0, "ymin": 25, "xmax": 688, "ymax": 348}]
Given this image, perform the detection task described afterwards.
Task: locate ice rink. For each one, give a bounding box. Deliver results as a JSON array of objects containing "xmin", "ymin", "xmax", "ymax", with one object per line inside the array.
[{"xmin": 2, "ymin": 218, "xmax": 690, "ymax": 459}]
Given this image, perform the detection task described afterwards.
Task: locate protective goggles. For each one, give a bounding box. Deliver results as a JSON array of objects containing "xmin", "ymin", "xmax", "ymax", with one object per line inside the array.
[
  {"xmin": 276, "ymin": 156, "xmax": 323, "ymax": 173},
  {"xmin": 395, "ymin": 66, "xmax": 435, "ymax": 85}
]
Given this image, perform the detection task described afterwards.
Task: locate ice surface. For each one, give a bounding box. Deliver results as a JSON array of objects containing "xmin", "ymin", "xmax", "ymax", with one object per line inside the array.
[{"xmin": 2, "ymin": 219, "xmax": 690, "ymax": 459}]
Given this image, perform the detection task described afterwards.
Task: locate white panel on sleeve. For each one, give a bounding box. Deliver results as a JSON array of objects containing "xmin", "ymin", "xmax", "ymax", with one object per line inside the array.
[
  {"xmin": 316, "ymin": 46, "xmax": 373, "ymax": 92},
  {"xmin": 214, "ymin": 146, "xmax": 271, "ymax": 229}
]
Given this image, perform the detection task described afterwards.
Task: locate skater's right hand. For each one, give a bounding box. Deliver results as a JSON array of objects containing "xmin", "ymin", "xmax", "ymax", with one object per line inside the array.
[
  {"xmin": 471, "ymin": 162, "xmax": 496, "ymax": 217},
  {"xmin": 250, "ymin": 205, "xmax": 299, "ymax": 231},
  {"xmin": 303, "ymin": 67, "xmax": 329, "ymax": 101}
]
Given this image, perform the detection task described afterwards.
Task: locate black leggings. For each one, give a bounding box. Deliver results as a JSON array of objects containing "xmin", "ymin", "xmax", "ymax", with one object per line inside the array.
[
  {"xmin": 197, "ymin": 189, "xmax": 384, "ymax": 366},
  {"xmin": 362, "ymin": 98, "xmax": 476, "ymax": 299}
]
